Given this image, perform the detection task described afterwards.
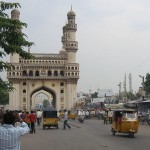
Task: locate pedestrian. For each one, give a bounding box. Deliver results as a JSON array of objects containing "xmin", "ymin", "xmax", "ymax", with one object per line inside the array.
[
  {"xmin": 63, "ymin": 110, "xmax": 71, "ymax": 130},
  {"xmin": 85, "ymin": 110, "xmax": 90, "ymax": 119},
  {"xmin": 20, "ymin": 111, "xmax": 26, "ymax": 122},
  {"xmin": 36, "ymin": 110, "xmax": 42, "ymax": 126},
  {"xmin": 90, "ymin": 110, "xmax": 95, "ymax": 119},
  {"xmin": 108, "ymin": 109, "xmax": 113, "ymax": 124},
  {"xmin": 103, "ymin": 111, "xmax": 108, "ymax": 124},
  {"xmin": 25, "ymin": 111, "xmax": 31, "ymax": 128},
  {"xmin": 0, "ymin": 110, "xmax": 29, "ymax": 150},
  {"xmin": 30, "ymin": 110, "xmax": 36, "ymax": 133}
]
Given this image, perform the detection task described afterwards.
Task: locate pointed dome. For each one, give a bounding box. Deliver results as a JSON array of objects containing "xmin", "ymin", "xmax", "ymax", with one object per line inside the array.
[
  {"xmin": 11, "ymin": 9, "xmax": 20, "ymax": 15},
  {"xmin": 67, "ymin": 7, "xmax": 76, "ymax": 19}
]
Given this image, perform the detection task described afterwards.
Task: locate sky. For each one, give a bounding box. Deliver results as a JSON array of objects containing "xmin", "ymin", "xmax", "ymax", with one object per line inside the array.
[{"xmin": 2, "ymin": 0, "xmax": 150, "ymax": 94}]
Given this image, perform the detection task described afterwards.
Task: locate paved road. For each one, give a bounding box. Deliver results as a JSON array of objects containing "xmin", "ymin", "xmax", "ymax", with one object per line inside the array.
[{"xmin": 21, "ymin": 119, "xmax": 150, "ymax": 150}]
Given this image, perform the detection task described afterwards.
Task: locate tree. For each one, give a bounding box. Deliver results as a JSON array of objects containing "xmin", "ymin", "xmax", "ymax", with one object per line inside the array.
[
  {"xmin": 0, "ymin": 2, "xmax": 34, "ymax": 94},
  {"xmin": 43, "ymin": 100, "xmax": 50, "ymax": 109},
  {"xmin": 143, "ymin": 73, "xmax": 150, "ymax": 96},
  {"xmin": 126, "ymin": 92, "xmax": 139, "ymax": 100},
  {"xmin": 91, "ymin": 92, "xmax": 98, "ymax": 98},
  {"xmin": 0, "ymin": 90, "xmax": 9, "ymax": 105}
]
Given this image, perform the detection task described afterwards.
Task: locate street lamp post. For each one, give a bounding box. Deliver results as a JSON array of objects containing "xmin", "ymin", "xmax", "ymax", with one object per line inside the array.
[
  {"xmin": 118, "ymin": 82, "xmax": 121, "ymax": 103},
  {"xmin": 139, "ymin": 75, "xmax": 145, "ymax": 100}
]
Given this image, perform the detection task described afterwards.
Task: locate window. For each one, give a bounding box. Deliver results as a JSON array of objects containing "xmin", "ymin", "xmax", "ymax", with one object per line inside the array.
[
  {"xmin": 23, "ymin": 82, "xmax": 26, "ymax": 85},
  {"xmin": 29, "ymin": 70, "xmax": 33, "ymax": 76},
  {"xmin": 54, "ymin": 71, "xmax": 58, "ymax": 76},
  {"xmin": 60, "ymin": 82, "xmax": 64, "ymax": 86},
  {"xmin": 48, "ymin": 70, "xmax": 52, "ymax": 76},
  {"xmin": 23, "ymin": 89, "xmax": 26, "ymax": 93},
  {"xmin": 35, "ymin": 70, "xmax": 39, "ymax": 76},
  {"xmin": 60, "ymin": 90, "xmax": 64, "ymax": 93},
  {"xmin": 23, "ymin": 70, "xmax": 27, "ymax": 76},
  {"xmin": 23, "ymin": 97, "xmax": 26, "ymax": 103},
  {"xmin": 60, "ymin": 71, "xmax": 64, "ymax": 76}
]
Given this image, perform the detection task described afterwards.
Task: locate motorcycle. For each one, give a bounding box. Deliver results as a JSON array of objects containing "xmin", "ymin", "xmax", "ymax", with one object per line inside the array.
[{"xmin": 78, "ymin": 115, "xmax": 85, "ymax": 123}]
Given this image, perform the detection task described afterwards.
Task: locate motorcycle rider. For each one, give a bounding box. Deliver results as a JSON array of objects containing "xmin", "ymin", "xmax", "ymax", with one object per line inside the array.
[{"xmin": 78, "ymin": 110, "xmax": 85, "ymax": 123}]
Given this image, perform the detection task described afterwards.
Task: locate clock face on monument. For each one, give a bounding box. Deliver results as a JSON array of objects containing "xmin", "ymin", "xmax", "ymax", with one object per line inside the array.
[{"xmin": 41, "ymin": 70, "xmax": 46, "ymax": 75}]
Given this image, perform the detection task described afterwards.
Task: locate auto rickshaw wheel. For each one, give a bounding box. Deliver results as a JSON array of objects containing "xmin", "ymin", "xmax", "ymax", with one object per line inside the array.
[
  {"xmin": 111, "ymin": 128, "xmax": 116, "ymax": 135},
  {"xmin": 57, "ymin": 125, "xmax": 59, "ymax": 129},
  {"xmin": 129, "ymin": 133, "xmax": 134, "ymax": 138},
  {"xmin": 43, "ymin": 125, "xmax": 45, "ymax": 130}
]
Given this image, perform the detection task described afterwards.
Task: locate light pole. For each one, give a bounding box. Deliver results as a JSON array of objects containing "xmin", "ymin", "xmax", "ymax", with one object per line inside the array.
[
  {"xmin": 139, "ymin": 75, "xmax": 145, "ymax": 100},
  {"xmin": 118, "ymin": 82, "xmax": 121, "ymax": 103}
]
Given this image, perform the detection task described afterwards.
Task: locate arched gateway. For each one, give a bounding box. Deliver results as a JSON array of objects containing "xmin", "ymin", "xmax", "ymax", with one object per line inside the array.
[
  {"xmin": 7, "ymin": 8, "xmax": 79, "ymax": 111},
  {"xmin": 30, "ymin": 86, "xmax": 56, "ymax": 110}
]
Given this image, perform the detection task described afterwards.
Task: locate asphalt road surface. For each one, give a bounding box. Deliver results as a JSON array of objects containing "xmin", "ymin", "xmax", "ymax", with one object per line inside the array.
[{"xmin": 21, "ymin": 119, "xmax": 150, "ymax": 150}]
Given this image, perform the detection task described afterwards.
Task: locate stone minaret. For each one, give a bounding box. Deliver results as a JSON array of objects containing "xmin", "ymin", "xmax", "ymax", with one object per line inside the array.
[
  {"xmin": 62, "ymin": 7, "xmax": 78, "ymax": 63},
  {"xmin": 9, "ymin": 9, "xmax": 21, "ymax": 110},
  {"xmin": 10, "ymin": 9, "xmax": 20, "ymax": 63},
  {"xmin": 61, "ymin": 7, "xmax": 79, "ymax": 109}
]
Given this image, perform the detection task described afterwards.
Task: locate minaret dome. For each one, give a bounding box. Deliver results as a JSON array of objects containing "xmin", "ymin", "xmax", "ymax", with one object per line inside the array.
[
  {"xmin": 67, "ymin": 7, "xmax": 76, "ymax": 19},
  {"xmin": 11, "ymin": 9, "xmax": 20, "ymax": 20}
]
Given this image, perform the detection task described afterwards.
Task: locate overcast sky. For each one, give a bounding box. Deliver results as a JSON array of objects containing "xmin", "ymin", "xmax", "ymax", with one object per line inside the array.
[{"xmin": 2, "ymin": 0, "xmax": 150, "ymax": 94}]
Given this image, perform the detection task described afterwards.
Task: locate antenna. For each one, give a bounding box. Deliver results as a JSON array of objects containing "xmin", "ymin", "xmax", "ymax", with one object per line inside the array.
[{"xmin": 129, "ymin": 73, "xmax": 132, "ymax": 93}]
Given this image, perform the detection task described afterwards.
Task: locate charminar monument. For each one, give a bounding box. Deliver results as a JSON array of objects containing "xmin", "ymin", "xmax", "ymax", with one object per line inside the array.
[{"xmin": 7, "ymin": 8, "xmax": 79, "ymax": 111}]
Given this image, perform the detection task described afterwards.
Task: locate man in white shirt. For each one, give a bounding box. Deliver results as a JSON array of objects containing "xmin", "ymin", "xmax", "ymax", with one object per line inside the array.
[
  {"xmin": 108, "ymin": 109, "xmax": 113, "ymax": 124},
  {"xmin": 36, "ymin": 110, "xmax": 43, "ymax": 126},
  {"xmin": 0, "ymin": 111, "xmax": 30, "ymax": 150},
  {"xmin": 63, "ymin": 110, "xmax": 71, "ymax": 130}
]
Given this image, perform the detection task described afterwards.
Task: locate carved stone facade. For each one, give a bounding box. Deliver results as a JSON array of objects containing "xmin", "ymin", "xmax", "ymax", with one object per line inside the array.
[{"xmin": 7, "ymin": 8, "xmax": 79, "ymax": 111}]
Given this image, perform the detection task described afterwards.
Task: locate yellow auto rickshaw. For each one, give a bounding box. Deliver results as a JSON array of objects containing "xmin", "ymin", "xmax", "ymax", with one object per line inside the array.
[
  {"xmin": 68, "ymin": 110, "xmax": 77, "ymax": 120},
  {"xmin": 42, "ymin": 109, "xmax": 58, "ymax": 130},
  {"xmin": 59, "ymin": 110, "xmax": 77, "ymax": 120},
  {"xmin": 111, "ymin": 109, "xmax": 139, "ymax": 138}
]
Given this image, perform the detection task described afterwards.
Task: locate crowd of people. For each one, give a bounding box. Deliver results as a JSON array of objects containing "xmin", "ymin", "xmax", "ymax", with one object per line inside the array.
[
  {"xmin": 76, "ymin": 108, "xmax": 113, "ymax": 124},
  {"xmin": 0, "ymin": 109, "xmax": 43, "ymax": 133},
  {"xmin": 0, "ymin": 109, "xmax": 44, "ymax": 149},
  {"xmin": 0, "ymin": 108, "xmax": 115, "ymax": 149},
  {"xmin": 0, "ymin": 110, "xmax": 30, "ymax": 149}
]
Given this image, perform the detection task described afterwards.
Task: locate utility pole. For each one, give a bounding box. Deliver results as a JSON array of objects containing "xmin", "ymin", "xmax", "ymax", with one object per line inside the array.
[
  {"xmin": 123, "ymin": 74, "xmax": 127, "ymax": 103},
  {"xmin": 139, "ymin": 75, "xmax": 145, "ymax": 100},
  {"xmin": 129, "ymin": 73, "xmax": 133, "ymax": 100},
  {"xmin": 118, "ymin": 82, "xmax": 121, "ymax": 103}
]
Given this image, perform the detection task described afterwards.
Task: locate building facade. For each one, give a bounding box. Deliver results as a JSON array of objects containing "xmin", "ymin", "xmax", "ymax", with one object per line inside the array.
[{"xmin": 7, "ymin": 8, "xmax": 79, "ymax": 111}]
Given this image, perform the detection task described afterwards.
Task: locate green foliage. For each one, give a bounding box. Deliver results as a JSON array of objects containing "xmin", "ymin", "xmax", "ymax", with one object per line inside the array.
[
  {"xmin": 91, "ymin": 92, "xmax": 98, "ymax": 98},
  {"xmin": 126, "ymin": 92, "xmax": 139, "ymax": 100},
  {"xmin": 0, "ymin": 1, "xmax": 34, "ymax": 94},
  {"xmin": 43, "ymin": 100, "xmax": 50, "ymax": 109},
  {"xmin": 0, "ymin": 89, "xmax": 9, "ymax": 105},
  {"xmin": 143, "ymin": 73, "xmax": 150, "ymax": 95}
]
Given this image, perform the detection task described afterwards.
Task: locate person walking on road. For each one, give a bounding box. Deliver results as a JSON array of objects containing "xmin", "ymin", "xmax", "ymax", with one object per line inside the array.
[
  {"xmin": 25, "ymin": 111, "xmax": 31, "ymax": 129},
  {"xmin": 36, "ymin": 110, "xmax": 42, "ymax": 126},
  {"xmin": 108, "ymin": 109, "xmax": 113, "ymax": 124},
  {"xmin": 30, "ymin": 111, "xmax": 36, "ymax": 133},
  {"xmin": 0, "ymin": 111, "xmax": 29, "ymax": 150},
  {"xmin": 103, "ymin": 111, "xmax": 108, "ymax": 124},
  {"xmin": 63, "ymin": 110, "xmax": 71, "ymax": 130}
]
